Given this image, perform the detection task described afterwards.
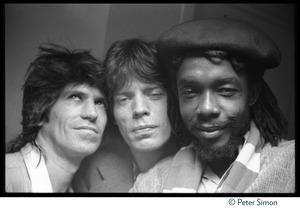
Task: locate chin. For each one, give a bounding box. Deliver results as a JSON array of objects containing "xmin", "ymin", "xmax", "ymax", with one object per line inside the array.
[
  {"xmin": 134, "ymin": 143, "xmax": 163, "ymax": 152},
  {"xmin": 78, "ymin": 142, "xmax": 101, "ymax": 155},
  {"xmin": 193, "ymin": 134, "xmax": 244, "ymax": 162}
]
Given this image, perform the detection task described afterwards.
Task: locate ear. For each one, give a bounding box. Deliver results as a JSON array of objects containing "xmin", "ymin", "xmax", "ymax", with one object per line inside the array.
[
  {"xmin": 37, "ymin": 115, "xmax": 47, "ymax": 126},
  {"xmin": 249, "ymin": 82, "xmax": 262, "ymax": 106}
]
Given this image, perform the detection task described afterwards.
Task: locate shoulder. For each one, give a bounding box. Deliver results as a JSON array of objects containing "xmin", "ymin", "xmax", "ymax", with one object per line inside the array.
[
  {"xmin": 72, "ymin": 139, "xmax": 133, "ymax": 192},
  {"xmin": 5, "ymin": 152, "xmax": 31, "ymax": 192},
  {"xmin": 83, "ymin": 139, "xmax": 132, "ymax": 169},
  {"xmin": 83, "ymin": 126, "xmax": 132, "ymax": 168},
  {"xmin": 6, "ymin": 151, "xmax": 24, "ymax": 168},
  {"xmin": 261, "ymin": 139, "xmax": 295, "ymax": 163},
  {"xmin": 255, "ymin": 139, "xmax": 295, "ymax": 192},
  {"xmin": 131, "ymin": 156, "xmax": 173, "ymax": 192}
]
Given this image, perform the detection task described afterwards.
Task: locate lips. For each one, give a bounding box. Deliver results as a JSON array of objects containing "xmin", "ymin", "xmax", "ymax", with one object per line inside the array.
[
  {"xmin": 194, "ymin": 125, "xmax": 225, "ymax": 139},
  {"xmin": 196, "ymin": 126, "xmax": 224, "ymax": 132},
  {"xmin": 132, "ymin": 125, "xmax": 157, "ymax": 134},
  {"xmin": 133, "ymin": 125, "xmax": 157, "ymax": 132},
  {"xmin": 75, "ymin": 126, "xmax": 98, "ymax": 134}
]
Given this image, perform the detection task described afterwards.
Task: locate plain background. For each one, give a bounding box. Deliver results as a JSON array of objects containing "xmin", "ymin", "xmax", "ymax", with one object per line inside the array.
[{"xmin": 5, "ymin": 4, "xmax": 295, "ymax": 146}]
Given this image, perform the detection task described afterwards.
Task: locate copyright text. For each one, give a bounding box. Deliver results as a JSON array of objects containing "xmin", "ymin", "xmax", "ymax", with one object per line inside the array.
[{"xmin": 228, "ymin": 198, "xmax": 278, "ymax": 206}]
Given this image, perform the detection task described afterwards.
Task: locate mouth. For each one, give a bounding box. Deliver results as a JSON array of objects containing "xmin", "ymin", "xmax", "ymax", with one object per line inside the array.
[
  {"xmin": 75, "ymin": 126, "xmax": 98, "ymax": 134},
  {"xmin": 132, "ymin": 125, "xmax": 157, "ymax": 134},
  {"xmin": 194, "ymin": 125, "xmax": 225, "ymax": 139}
]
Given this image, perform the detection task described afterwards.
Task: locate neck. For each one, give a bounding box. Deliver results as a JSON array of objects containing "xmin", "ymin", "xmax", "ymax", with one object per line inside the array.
[
  {"xmin": 35, "ymin": 134, "xmax": 83, "ymax": 192},
  {"xmin": 131, "ymin": 138, "xmax": 178, "ymax": 172},
  {"xmin": 131, "ymin": 148, "xmax": 164, "ymax": 172},
  {"xmin": 208, "ymin": 157, "xmax": 236, "ymax": 178}
]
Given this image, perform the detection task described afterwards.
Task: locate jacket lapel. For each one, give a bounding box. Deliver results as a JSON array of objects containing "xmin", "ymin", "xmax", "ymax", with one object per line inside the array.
[{"xmin": 88, "ymin": 148, "xmax": 135, "ymax": 192}]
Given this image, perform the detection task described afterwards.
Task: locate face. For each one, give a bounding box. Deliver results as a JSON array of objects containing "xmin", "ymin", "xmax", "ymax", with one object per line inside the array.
[
  {"xmin": 177, "ymin": 56, "xmax": 251, "ymax": 162},
  {"xmin": 39, "ymin": 83, "xmax": 107, "ymax": 158},
  {"xmin": 113, "ymin": 77, "xmax": 171, "ymax": 152}
]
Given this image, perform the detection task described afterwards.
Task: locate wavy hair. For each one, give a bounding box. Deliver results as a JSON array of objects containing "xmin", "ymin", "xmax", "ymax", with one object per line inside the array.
[{"xmin": 6, "ymin": 43, "xmax": 107, "ymax": 153}]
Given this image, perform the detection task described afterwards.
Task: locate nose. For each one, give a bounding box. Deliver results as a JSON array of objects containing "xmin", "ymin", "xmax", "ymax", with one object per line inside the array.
[
  {"xmin": 132, "ymin": 94, "xmax": 150, "ymax": 119},
  {"xmin": 81, "ymin": 100, "xmax": 98, "ymax": 121},
  {"xmin": 196, "ymin": 91, "xmax": 220, "ymax": 119}
]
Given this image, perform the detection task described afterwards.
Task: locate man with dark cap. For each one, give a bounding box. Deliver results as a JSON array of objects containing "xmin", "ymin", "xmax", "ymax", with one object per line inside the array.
[{"xmin": 130, "ymin": 17, "xmax": 295, "ymax": 193}]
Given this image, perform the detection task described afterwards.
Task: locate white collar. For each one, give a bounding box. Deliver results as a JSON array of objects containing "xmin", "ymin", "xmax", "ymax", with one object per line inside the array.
[
  {"xmin": 198, "ymin": 164, "xmax": 220, "ymax": 193},
  {"xmin": 202, "ymin": 165, "xmax": 220, "ymax": 185},
  {"xmin": 196, "ymin": 131, "xmax": 252, "ymax": 192},
  {"xmin": 21, "ymin": 142, "xmax": 53, "ymax": 192}
]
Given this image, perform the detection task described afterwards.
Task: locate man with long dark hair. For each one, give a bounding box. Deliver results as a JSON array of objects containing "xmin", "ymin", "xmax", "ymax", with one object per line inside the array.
[
  {"xmin": 131, "ymin": 18, "xmax": 295, "ymax": 193},
  {"xmin": 6, "ymin": 43, "xmax": 108, "ymax": 192},
  {"xmin": 72, "ymin": 39, "xmax": 181, "ymax": 192}
]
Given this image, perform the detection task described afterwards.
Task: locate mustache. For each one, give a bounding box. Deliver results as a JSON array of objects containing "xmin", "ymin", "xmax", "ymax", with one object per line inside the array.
[{"xmin": 187, "ymin": 118, "xmax": 237, "ymax": 129}]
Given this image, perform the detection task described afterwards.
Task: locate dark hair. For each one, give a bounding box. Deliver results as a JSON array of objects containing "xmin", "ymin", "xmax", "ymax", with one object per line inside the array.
[
  {"xmin": 171, "ymin": 49, "xmax": 288, "ymax": 146},
  {"xmin": 6, "ymin": 43, "xmax": 107, "ymax": 153},
  {"xmin": 103, "ymin": 38, "xmax": 183, "ymax": 147}
]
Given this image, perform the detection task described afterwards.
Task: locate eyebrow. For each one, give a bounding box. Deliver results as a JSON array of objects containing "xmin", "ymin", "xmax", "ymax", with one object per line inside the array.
[
  {"xmin": 63, "ymin": 88, "xmax": 105, "ymax": 100},
  {"xmin": 114, "ymin": 85, "xmax": 164, "ymax": 96},
  {"xmin": 178, "ymin": 76, "xmax": 242, "ymax": 87},
  {"xmin": 177, "ymin": 76, "xmax": 201, "ymax": 86},
  {"xmin": 215, "ymin": 77, "xmax": 242, "ymax": 87}
]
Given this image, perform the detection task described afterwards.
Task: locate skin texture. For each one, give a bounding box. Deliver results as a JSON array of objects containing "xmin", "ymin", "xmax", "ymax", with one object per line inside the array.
[
  {"xmin": 113, "ymin": 77, "xmax": 171, "ymax": 153},
  {"xmin": 38, "ymin": 83, "xmax": 107, "ymax": 160},
  {"xmin": 176, "ymin": 56, "xmax": 252, "ymax": 167}
]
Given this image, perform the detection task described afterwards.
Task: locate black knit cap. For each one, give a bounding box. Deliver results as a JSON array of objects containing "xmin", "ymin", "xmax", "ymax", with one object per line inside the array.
[{"xmin": 156, "ymin": 17, "xmax": 281, "ymax": 71}]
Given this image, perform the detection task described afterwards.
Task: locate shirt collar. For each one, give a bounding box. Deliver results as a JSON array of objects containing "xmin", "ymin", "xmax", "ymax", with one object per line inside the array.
[
  {"xmin": 21, "ymin": 142, "xmax": 53, "ymax": 192},
  {"xmin": 196, "ymin": 129, "xmax": 251, "ymax": 192},
  {"xmin": 202, "ymin": 165, "xmax": 220, "ymax": 185}
]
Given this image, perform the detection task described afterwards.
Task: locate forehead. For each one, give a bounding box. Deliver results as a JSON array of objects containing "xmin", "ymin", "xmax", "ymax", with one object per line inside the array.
[
  {"xmin": 114, "ymin": 77, "xmax": 164, "ymax": 93},
  {"xmin": 61, "ymin": 83, "xmax": 105, "ymax": 97},
  {"xmin": 177, "ymin": 56, "xmax": 243, "ymax": 82}
]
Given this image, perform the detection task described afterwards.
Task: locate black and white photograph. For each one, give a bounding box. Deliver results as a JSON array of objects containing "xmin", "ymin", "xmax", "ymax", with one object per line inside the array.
[{"xmin": 3, "ymin": 3, "xmax": 296, "ymax": 206}]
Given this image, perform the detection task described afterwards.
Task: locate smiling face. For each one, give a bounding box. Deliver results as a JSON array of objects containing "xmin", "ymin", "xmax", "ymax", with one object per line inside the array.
[
  {"xmin": 38, "ymin": 83, "xmax": 107, "ymax": 159},
  {"xmin": 113, "ymin": 77, "xmax": 171, "ymax": 152},
  {"xmin": 177, "ymin": 56, "xmax": 251, "ymax": 161}
]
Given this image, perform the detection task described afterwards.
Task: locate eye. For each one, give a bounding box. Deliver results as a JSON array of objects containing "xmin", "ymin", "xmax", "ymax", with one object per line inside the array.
[
  {"xmin": 69, "ymin": 94, "xmax": 81, "ymax": 101},
  {"xmin": 120, "ymin": 97, "xmax": 128, "ymax": 102},
  {"xmin": 218, "ymin": 88, "xmax": 238, "ymax": 96},
  {"xmin": 180, "ymin": 88, "xmax": 197, "ymax": 98},
  {"xmin": 148, "ymin": 91, "xmax": 165, "ymax": 100},
  {"xmin": 95, "ymin": 99, "xmax": 107, "ymax": 108},
  {"xmin": 115, "ymin": 96, "xmax": 130, "ymax": 105}
]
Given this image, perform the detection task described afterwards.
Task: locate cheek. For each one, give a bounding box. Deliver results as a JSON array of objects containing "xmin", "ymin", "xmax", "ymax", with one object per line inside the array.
[
  {"xmin": 49, "ymin": 108, "xmax": 67, "ymax": 128},
  {"xmin": 156, "ymin": 99, "xmax": 170, "ymax": 122},
  {"xmin": 221, "ymin": 96, "xmax": 249, "ymax": 118},
  {"xmin": 113, "ymin": 108, "xmax": 130, "ymax": 131},
  {"xmin": 161, "ymin": 106, "xmax": 171, "ymax": 129},
  {"xmin": 161, "ymin": 100, "xmax": 169, "ymax": 116},
  {"xmin": 179, "ymin": 98, "xmax": 196, "ymax": 121},
  {"xmin": 97, "ymin": 109, "xmax": 108, "ymax": 128},
  {"xmin": 42, "ymin": 109, "xmax": 69, "ymax": 140},
  {"xmin": 158, "ymin": 101, "xmax": 172, "ymax": 136}
]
